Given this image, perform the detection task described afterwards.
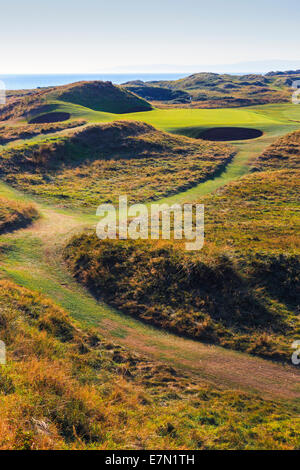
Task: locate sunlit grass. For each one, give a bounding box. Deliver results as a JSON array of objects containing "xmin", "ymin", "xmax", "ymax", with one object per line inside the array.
[{"xmin": 0, "ymin": 278, "xmax": 299, "ymax": 450}]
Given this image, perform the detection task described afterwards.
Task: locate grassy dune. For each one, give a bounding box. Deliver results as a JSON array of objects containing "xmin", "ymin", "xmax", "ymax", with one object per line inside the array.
[
  {"xmin": 0, "ymin": 197, "xmax": 38, "ymax": 234},
  {"xmin": 199, "ymin": 169, "xmax": 299, "ymax": 255},
  {"xmin": 0, "ymin": 82, "xmax": 299, "ymax": 450},
  {"xmin": 63, "ymin": 168, "xmax": 300, "ymax": 362},
  {"xmin": 126, "ymin": 72, "xmax": 292, "ymax": 108},
  {"xmin": 48, "ymin": 81, "xmax": 152, "ymax": 113},
  {"xmin": 252, "ymin": 129, "xmax": 300, "ymax": 171},
  {"xmin": 0, "ymin": 81, "xmax": 152, "ymax": 122},
  {"xmin": 0, "ymin": 279, "xmax": 299, "ymax": 450},
  {"xmin": 0, "ymin": 121, "xmax": 86, "ymax": 145},
  {"xmin": 0, "ymin": 121, "xmax": 234, "ymax": 207}
]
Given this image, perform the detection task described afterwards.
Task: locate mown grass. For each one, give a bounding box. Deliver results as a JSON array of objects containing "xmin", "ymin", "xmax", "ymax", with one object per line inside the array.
[
  {"xmin": 63, "ymin": 169, "xmax": 300, "ymax": 362},
  {"xmin": 0, "ymin": 279, "xmax": 299, "ymax": 450},
  {"xmin": 0, "ymin": 121, "xmax": 234, "ymax": 208},
  {"xmin": 0, "ymin": 197, "xmax": 39, "ymax": 234}
]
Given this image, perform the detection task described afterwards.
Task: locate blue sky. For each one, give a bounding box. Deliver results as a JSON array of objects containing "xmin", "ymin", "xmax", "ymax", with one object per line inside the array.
[{"xmin": 0, "ymin": 0, "xmax": 299, "ymax": 73}]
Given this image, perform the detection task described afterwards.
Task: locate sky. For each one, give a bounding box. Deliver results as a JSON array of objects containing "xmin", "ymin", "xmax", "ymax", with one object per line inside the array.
[{"xmin": 0, "ymin": 0, "xmax": 299, "ymax": 73}]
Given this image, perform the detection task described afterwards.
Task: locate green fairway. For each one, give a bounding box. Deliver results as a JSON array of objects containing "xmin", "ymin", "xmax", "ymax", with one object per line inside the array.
[
  {"xmin": 47, "ymin": 100, "xmax": 275, "ymax": 128},
  {"xmin": 157, "ymin": 122, "xmax": 300, "ymax": 204},
  {"xmin": 43, "ymin": 100, "xmax": 300, "ymax": 133},
  {"xmin": 4, "ymin": 99, "xmax": 300, "ymax": 209},
  {"xmin": 116, "ymin": 107, "xmax": 277, "ymax": 130}
]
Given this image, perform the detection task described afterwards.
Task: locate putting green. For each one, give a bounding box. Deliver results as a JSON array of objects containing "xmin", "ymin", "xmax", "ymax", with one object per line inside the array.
[
  {"xmin": 122, "ymin": 107, "xmax": 278, "ymax": 131},
  {"xmin": 30, "ymin": 101, "xmax": 300, "ymax": 145},
  {"xmin": 48, "ymin": 100, "xmax": 279, "ymax": 130}
]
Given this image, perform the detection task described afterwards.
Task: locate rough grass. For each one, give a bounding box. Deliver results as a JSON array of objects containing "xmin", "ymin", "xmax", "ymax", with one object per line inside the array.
[
  {"xmin": 198, "ymin": 169, "xmax": 300, "ymax": 255},
  {"xmin": 252, "ymin": 129, "xmax": 300, "ymax": 171},
  {"xmin": 0, "ymin": 121, "xmax": 234, "ymax": 207},
  {"xmin": 63, "ymin": 169, "xmax": 300, "ymax": 362},
  {"xmin": 0, "ymin": 89, "xmax": 51, "ymax": 122},
  {"xmin": 0, "ymin": 121, "xmax": 86, "ymax": 145},
  {"xmin": 0, "ymin": 81, "xmax": 152, "ymax": 122},
  {"xmin": 123, "ymin": 72, "xmax": 293, "ymax": 108},
  {"xmin": 0, "ymin": 197, "xmax": 39, "ymax": 234},
  {"xmin": 49, "ymin": 81, "xmax": 152, "ymax": 114},
  {"xmin": 122, "ymin": 84, "xmax": 190, "ymax": 104},
  {"xmin": 0, "ymin": 279, "xmax": 298, "ymax": 450}
]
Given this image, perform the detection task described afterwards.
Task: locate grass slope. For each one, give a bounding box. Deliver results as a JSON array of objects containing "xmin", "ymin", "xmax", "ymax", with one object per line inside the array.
[
  {"xmin": 0, "ymin": 121, "xmax": 234, "ymax": 207},
  {"xmin": 0, "ymin": 279, "xmax": 299, "ymax": 450},
  {"xmin": 0, "ymin": 121, "xmax": 86, "ymax": 145},
  {"xmin": 0, "ymin": 191, "xmax": 298, "ymax": 401},
  {"xmin": 123, "ymin": 72, "xmax": 295, "ymax": 108},
  {"xmin": 15, "ymin": 101, "xmax": 299, "ymax": 146},
  {"xmin": 0, "ymin": 88, "xmax": 299, "ymax": 450},
  {"xmin": 3, "ymin": 93, "xmax": 300, "ymax": 146},
  {"xmin": 0, "ymin": 81, "xmax": 152, "ymax": 122},
  {"xmin": 63, "ymin": 169, "xmax": 300, "ymax": 362},
  {"xmin": 48, "ymin": 81, "xmax": 152, "ymax": 113},
  {"xmin": 0, "ymin": 197, "xmax": 38, "ymax": 234},
  {"xmin": 122, "ymin": 83, "xmax": 191, "ymax": 103},
  {"xmin": 252, "ymin": 129, "xmax": 300, "ymax": 171}
]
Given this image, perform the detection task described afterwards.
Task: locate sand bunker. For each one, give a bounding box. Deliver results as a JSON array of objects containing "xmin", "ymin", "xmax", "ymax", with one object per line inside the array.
[
  {"xmin": 199, "ymin": 127, "xmax": 263, "ymax": 141},
  {"xmin": 29, "ymin": 112, "xmax": 71, "ymax": 124}
]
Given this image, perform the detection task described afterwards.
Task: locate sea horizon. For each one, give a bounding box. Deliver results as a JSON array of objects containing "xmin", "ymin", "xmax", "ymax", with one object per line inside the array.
[
  {"xmin": 0, "ymin": 72, "xmax": 252, "ymax": 91},
  {"xmin": 0, "ymin": 73, "xmax": 190, "ymax": 91}
]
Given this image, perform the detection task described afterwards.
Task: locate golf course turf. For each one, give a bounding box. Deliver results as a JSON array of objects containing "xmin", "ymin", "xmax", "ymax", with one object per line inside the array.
[{"xmin": 0, "ymin": 87, "xmax": 299, "ymax": 449}]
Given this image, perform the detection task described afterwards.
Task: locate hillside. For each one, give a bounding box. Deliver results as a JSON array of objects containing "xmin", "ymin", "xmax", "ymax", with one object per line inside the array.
[
  {"xmin": 0, "ymin": 121, "xmax": 234, "ymax": 207},
  {"xmin": 123, "ymin": 71, "xmax": 296, "ymax": 108},
  {"xmin": 0, "ymin": 197, "xmax": 38, "ymax": 233},
  {"xmin": 0, "ymin": 278, "xmax": 299, "ymax": 449},
  {"xmin": 0, "ymin": 121, "xmax": 86, "ymax": 145},
  {"xmin": 48, "ymin": 81, "xmax": 152, "ymax": 113},
  {"xmin": 0, "ymin": 93, "xmax": 299, "ymax": 450},
  {"xmin": 252, "ymin": 129, "xmax": 300, "ymax": 171},
  {"xmin": 63, "ymin": 169, "xmax": 300, "ymax": 362},
  {"xmin": 121, "ymin": 83, "xmax": 191, "ymax": 103},
  {"xmin": 0, "ymin": 81, "xmax": 152, "ymax": 122},
  {"xmin": 0, "ymin": 89, "xmax": 50, "ymax": 122}
]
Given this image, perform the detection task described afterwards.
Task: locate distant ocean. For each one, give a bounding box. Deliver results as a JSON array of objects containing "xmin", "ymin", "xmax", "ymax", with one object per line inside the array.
[{"xmin": 0, "ymin": 73, "xmax": 188, "ymax": 91}]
